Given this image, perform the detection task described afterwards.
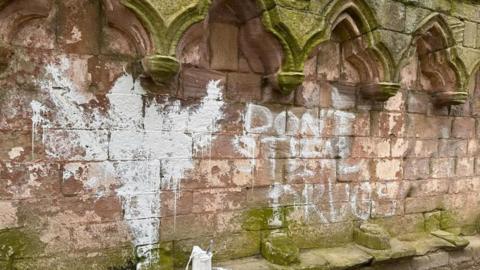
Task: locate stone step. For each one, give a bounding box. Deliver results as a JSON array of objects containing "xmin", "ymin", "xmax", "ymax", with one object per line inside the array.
[{"xmin": 215, "ymin": 234, "xmax": 476, "ymax": 270}]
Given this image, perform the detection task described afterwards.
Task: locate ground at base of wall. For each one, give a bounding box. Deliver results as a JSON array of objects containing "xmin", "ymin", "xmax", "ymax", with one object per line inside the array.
[{"xmin": 216, "ymin": 235, "xmax": 480, "ymax": 270}]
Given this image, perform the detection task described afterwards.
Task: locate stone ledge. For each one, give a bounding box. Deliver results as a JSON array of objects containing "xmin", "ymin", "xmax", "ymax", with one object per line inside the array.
[{"xmin": 215, "ymin": 234, "xmax": 478, "ymax": 270}]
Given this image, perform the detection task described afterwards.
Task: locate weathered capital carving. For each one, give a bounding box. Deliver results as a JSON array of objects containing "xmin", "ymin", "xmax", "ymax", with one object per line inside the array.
[
  {"xmin": 142, "ymin": 55, "xmax": 180, "ymax": 85},
  {"xmin": 360, "ymin": 82, "xmax": 401, "ymax": 102}
]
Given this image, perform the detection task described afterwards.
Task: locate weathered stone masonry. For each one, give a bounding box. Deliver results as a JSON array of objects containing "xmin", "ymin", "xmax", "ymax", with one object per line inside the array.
[{"xmin": 3, "ymin": 0, "xmax": 480, "ymax": 269}]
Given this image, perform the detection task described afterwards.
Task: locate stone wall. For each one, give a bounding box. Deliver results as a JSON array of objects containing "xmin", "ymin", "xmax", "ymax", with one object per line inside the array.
[{"xmin": 2, "ymin": 0, "xmax": 480, "ymax": 269}]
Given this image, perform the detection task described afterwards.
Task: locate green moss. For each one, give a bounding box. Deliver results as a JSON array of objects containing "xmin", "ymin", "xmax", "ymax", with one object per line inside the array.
[
  {"xmin": 242, "ymin": 207, "xmax": 287, "ymax": 231},
  {"xmin": 158, "ymin": 242, "xmax": 173, "ymax": 270},
  {"xmin": 424, "ymin": 211, "xmax": 442, "ymax": 232},
  {"xmin": 260, "ymin": 232, "xmax": 299, "ymax": 266},
  {"xmin": 277, "ymin": 72, "xmax": 305, "ymax": 95},
  {"xmin": 353, "ymin": 224, "xmax": 391, "ymax": 250},
  {"xmin": 288, "ymin": 221, "xmax": 353, "ymax": 249},
  {"xmin": 142, "ymin": 55, "xmax": 180, "ymax": 86},
  {"xmin": 0, "ymin": 229, "xmax": 45, "ymax": 269},
  {"xmin": 440, "ymin": 211, "xmax": 461, "ymax": 235}
]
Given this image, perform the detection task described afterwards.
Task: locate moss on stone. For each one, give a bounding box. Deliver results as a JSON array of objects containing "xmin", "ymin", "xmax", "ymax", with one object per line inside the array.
[
  {"xmin": 354, "ymin": 223, "xmax": 391, "ymax": 250},
  {"xmin": 431, "ymin": 230, "xmax": 469, "ymax": 248},
  {"xmin": 0, "ymin": 228, "xmax": 45, "ymax": 269},
  {"xmin": 440, "ymin": 211, "xmax": 461, "ymax": 235},
  {"xmin": 260, "ymin": 232, "xmax": 299, "ymax": 266},
  {"xmin": 242, "ymin": 207, "xmax": 287, "ymax": 231},
  {"xmin": 288, "ymin": 221, "xmax": 354, "ymax": 249},
  {"xmin": 157, "ymin": 242, "xmax": 174, "ymax": 270},
  {"xmin": 424, "ymin": 211, "xmax": 442, "ymax": 232}
]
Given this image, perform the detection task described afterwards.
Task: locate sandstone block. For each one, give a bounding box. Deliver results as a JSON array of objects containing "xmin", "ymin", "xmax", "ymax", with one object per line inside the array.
[
  {"xmin": 354, "ymin": 223, "xmax": 391, "ymax": 250},
  {"xmin": 227, "ymin": 72, "xmax": 262, "ymax": 102},
  {"xmin": 452, "ymin": 117, "xmax": 476, "ymax": 139},
  {"xmin": 181, "ymin": 67, "xmax": 226, "ymax": 99},
  {"xmin": 261, "ymin": 232, "xmax": 299, "ymax": 266},
  {"xmin": 209, "ymin": 23, "xmax": 239, "ymax": 71}
]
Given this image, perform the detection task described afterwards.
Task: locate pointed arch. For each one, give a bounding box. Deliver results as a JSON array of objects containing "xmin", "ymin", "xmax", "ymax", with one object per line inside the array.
[
  {"xmin": 313, "ymin": 0, "xmax": 398, "ymax": 101},
  {"xmin": 256, "ymin": 0, "xmax": 398, "ymax": 97},
  {"xmin": 103, "ymin": 0, "xmax": 153, "ymax": 56},
  {"xmin": 396, "ymin": 13, "xmax": 468, "ymax": 106}
]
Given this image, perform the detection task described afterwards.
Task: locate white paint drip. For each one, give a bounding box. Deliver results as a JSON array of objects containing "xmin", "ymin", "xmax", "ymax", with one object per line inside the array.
[{"xmin": 30, "ymin": 100, "xmax": 48, "ymax": 159}]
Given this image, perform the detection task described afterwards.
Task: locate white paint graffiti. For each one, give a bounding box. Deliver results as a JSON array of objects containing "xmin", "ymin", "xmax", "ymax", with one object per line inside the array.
[
  {"xmin": 236, "ymin": 103, "xmax": 402, "ymax": 224},
  {"xmin": 30, "ymin": 56, "xmax": 225, "ymax": 269}
]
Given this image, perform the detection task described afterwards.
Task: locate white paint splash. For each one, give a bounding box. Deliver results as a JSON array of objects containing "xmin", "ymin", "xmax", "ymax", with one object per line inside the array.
[
  {"xmin": 30, "ymin": 56, "xmax": 225, "ymax": 269},
  {"xmin": 66, "ymin": 26, "xmax": 82, "ymax": 44},
  {"xmin": 8, "ymin": 147, "xmax": 24, "ymax": 160}
]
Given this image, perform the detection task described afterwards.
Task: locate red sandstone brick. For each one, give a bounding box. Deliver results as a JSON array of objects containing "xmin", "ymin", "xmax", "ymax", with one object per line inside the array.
[
  {"xmin": 299, "ymin": 137, "xmax": 336, "ymax": 158},
  {"xmin": 438, "ymin": 139, "xmax": 468, "ymax": 157},
  {"xmin": 192, "ymin": 187, "xmax": 245, "ymax": 213},
  {"xmin": 226, "ymin": 72, "xmax": 262, "ymax": 101},
  {"xmin": 384, "ymin": 90, "xmax": 405, "ymax": 112},
  {"xmin": 193, "ymin": 134, "xmax": 259, "ymax": 159},
  {"xmin": 409, "ymin": 179, "xmax": 449, "ymax": 197},
  {"xmin": 254, "ymin": 158, "xmax": 286, "ymax": 187},
  {"xmin": 407, "ymin": 92, "xmax": 431, "ymax": 114},
  {"xmin": 391, "ymin": 138, "xmax": 411, "ymax": 158},
  {"xmin": 317, "ymin": 41, "xmax": 340, "ymax": 81},
  {"xmin": 431, "ymin": 158, "xmax": 455, "ymax": 178},
  {"xmin": 93, "ymin": 196, "xmax": 123, "ymax": 221},
  {"xmin": 405, "ymin": 195, "xmax": 444, "ymax": 214},
  {"xmin": 337, "ymin": 158, "xmax": 371, "ymax": 182},
  {"xmin": 0, "ymin": 130, "xmax": 32, "ymax": 161},
  {"xmin": 371, "ymin": 200, "xmax": 405, "ymax": 218},
  {"xmin": 403, "ymin": 158, "xmax": 430, "ymax": 180},
  {"xmin": 408, "ymin": 139, "xmax": 438, "ymax": 158},
  {"xmin": 215, "ymin": 210, "xmax": 244, "ymax": 234},
  {"xmin": 160, "ymin": 213, "xmax": 215, "ymax": 241},
  {"xmin": 286, "ymin": 107, "xmax": 319, "ymax": 137},
  {"xmin": 456, "ymin": 157, "xmax": 475, "ymax": 177},
  {"xmin": 209, "ymin": 23, "xmax": 239, "ymax": 71},
  {"xmin": 295, "ymin": 81, "xmax": 321, "ymax": 108},
  {"xmin": 57, "ymin": 0, "xmax": 101, "ymax": 54},
  {"xmin": 350, "ymin": 137, "xmax": 390, "ymax": 158},
  {"xmin": 260, "ymin": 136, "xmax": 299, "ymax": 158},
  {"xmin": 0, "ymin": 162, "xmax": 61, "ymax": 199},
  {"xmin": 407, "ymin": 115, "xmax": 451, "ymax": 139},
  {"xmin": 449, "ymin": 177, "xmax": 480, "ymax": 194},
  {"xmin": 160, "ymin": 190, "xmax": 193, "ymax": 217},
  {"xmin": 452, "ymin": 117, "xmax": 476, "ymax": 139},
  {"xmin": 285, "ymin": 159, "xmax": 336, "ymax": 185},
  {"xmin": 400, "ymin": 56, "xmax": 418, "ymax": 90},
  {"xmin": 373, "ymin": 158, "xmax": 403, "ymax": 181},
  {"xmin": 181, "ymin": 67, "xmax": 226, "ymax": 99},
  {"xmin": 371, "ymin": 112, "xmax": 405, "ymax": 137},
  {"xmin": 182, "ymin": 159, "xmax": 254, "ymax": 189}
]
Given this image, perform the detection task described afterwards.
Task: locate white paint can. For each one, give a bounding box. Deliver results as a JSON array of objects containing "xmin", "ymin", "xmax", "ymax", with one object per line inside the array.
[{"xmin": 185, "ymin": 246, "xmax": 212, "ymax": 270}]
